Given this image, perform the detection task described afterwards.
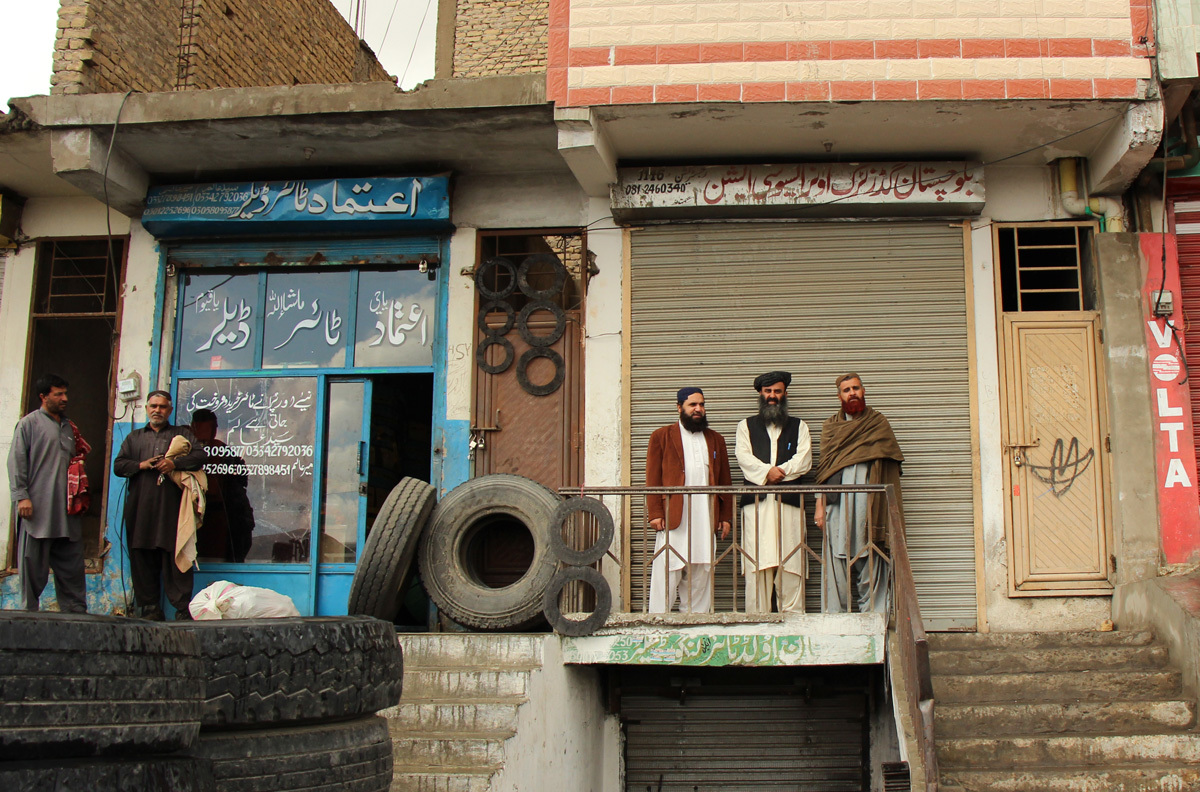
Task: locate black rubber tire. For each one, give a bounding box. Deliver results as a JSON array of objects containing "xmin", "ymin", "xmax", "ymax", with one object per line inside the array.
[
  {"xmin": 476, "ymin": 336, "xmax": 514, "ymax": 374},
  {"xmin": 0, "ymin": 611, "xmax": 203, "ymax": 760},
  {"xmin": 516, "ymin": 253, "xmax": 568, "ymax": 299},
  {"xmin": 348, "ymin": 477, "xmax": 437, "ymax": 622},
  {"xmin": 475, "ymin": 257, "xmax": 516, "ymax": 300},
  {"xmin": 543, "ymin": 566, "xmax": 612, "ymax": 637},
  {"xmin": 0, "ymin": 756, "xmax": 215, "ymax": 792},
  {"xmin": 548, "ymin": 496, "xmax": 615, "ymax": 566},
  {"xmin": 166, "ymin": 617, "xmax": 402, "ymax": 730},
  {"xmin": 192, "ymin": 716, "xmax": 392, "ymax": 792},
  {"xmin": 516, "ymin": 300, "xmax": 567, "ymax": 347},
  {"xmin": 418, "ymin": 474, "xmax": 561, "ymax": 630},
  {"xmin": 516, "ymin": 347, "xmax": 565, "ymax": 396},
  {"xmin": 478, "ymin": 299, "xmax": 515, "ymax": 337}
]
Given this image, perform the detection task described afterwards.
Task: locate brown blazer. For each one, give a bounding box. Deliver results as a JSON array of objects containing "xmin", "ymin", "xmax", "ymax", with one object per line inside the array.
[{"xmin": 645, "ymin": 423, "xmax": 734, "ymax": 530}]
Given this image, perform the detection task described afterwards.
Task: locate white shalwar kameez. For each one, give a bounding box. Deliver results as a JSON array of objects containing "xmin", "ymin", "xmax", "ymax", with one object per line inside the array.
[
  {"xmin": 735, "ymin": 419, "xmax": 812, "ymax": 613},
  {"xmin": 649, "ymin": 422, "xmax": 715, "ymax": 614}
]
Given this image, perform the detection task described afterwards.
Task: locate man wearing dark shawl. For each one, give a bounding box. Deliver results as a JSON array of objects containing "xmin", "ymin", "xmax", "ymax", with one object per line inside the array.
[{"xmin": 814, "ymin": 374, "xmax": 904, "ymax": 613}]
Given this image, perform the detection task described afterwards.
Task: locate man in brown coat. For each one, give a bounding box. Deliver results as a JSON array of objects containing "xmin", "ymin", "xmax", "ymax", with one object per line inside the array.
[
  {"xmin": 814, "ymin": 374, "xmax": 904, "ymax": 613},
  {"xmin": 645, "ymin": 387, "xmax": 733, "ymax": 613}
]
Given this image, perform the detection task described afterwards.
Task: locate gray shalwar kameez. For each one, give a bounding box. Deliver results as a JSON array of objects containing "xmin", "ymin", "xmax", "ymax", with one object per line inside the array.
[{"xmin": 8, "ymin": 408, "xmax": 87, "ymax": 612}]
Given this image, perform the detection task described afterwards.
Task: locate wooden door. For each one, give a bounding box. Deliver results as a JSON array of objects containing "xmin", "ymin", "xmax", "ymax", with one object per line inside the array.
[{"xmin": 1002, "ymin": 314, "xmax": 1112, "ymax": 594}]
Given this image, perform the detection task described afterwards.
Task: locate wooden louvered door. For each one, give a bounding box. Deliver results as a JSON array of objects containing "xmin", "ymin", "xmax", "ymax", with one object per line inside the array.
[{"xmin": 1002, "ymin": 315, "xmax": 1112, "ymax": 594}]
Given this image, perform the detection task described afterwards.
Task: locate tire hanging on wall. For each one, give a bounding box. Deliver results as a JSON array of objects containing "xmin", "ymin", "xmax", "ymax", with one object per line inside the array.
[
  {"xmin": 418, "ymin": 474, "xmax": 561, "ymax": 630},
  {"xmin": 516, "ymin": 347, "xmax": 565, "ymax": 396},
  {"xmin": 0, "ymin": 756, "xmax": 215, "ymax": 792},
  {"xmin": 478, "ymin": 299, "xmax": 515, "ymax": 337},
  {"xmin": 348, "ymin": 477, "xmax": 437, "ymax": 622},
  {"xmin": 0, "ymin": 611, "xmax": 203, "ymax": 760},
  {"xmin": 475, "ymin": 257, "xmax": 516, "ymax": 300},
  {"xmin": 516, "ymin": 300, "xmax": 567, "ymax": 347},
  {"xmin": 191, "ymin": 716, "xmax": 392, "ymax": 792},
  {"xmin": 516, "ymin": 253, "xmax": 568, "ymax": 299},
  {"xmin": 167, "ymin": 616, "xmax": 402, "ymax": 730},
  {"xmin": 476, "ymin": 336, "xmax": 514, "ymax": 375},
  {"xmin": 542, "ymin": 566, "xmax": 612, "ymax": 637},
  {"xmin": 548, "ymin": 496, "xmax": 615, "ymax": 567}
]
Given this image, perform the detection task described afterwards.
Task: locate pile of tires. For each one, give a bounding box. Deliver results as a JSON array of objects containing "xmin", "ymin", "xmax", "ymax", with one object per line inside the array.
[
  {"xmin": 0, "ymin": 611, "xmax": 213, "ymax": 790},
  {"xmin": 169, "ymin": 616, "xmax": 402, "ymax": 792},
  {"xmin": 348, "ymin": 474, "xmax": 615, "ymax": 636}
]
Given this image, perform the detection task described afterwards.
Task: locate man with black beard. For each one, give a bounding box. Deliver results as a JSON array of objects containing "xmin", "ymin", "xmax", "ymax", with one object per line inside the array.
[
  {"xmin": 735, "ymin": 371, "xmax": 812, "ymax": 613},
  {"xmin": 814, "ymin": 373, "xmax": 904, "ymax": 613},
  {"xmin": 645, "ymin": 387, "xmax": 733, "ymax": 613}
]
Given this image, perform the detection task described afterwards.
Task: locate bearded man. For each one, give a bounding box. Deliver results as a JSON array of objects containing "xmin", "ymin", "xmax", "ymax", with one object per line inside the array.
[
  {"xmin": 814, "ymin": 374, "xmax": 904, "ymax": 614},
  {"xmin": 735, "ymin": 371, "xmax": 812, "ymax": 613},
  {"xmin": 645, "ymin": 387, "xmax": 733, "ymax": 614}
]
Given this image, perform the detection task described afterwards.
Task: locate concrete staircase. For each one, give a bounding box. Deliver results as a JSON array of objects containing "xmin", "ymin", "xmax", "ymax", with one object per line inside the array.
[
  {"xmin": 932, "ymin": 630, "xmax": 1200, "ymax": 792},
  {"xmin": 384, "ymin": 634, "xmax": 543, "ymax": 792}
]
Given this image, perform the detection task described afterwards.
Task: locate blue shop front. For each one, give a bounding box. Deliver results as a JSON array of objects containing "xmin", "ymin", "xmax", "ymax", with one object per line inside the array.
[{"xmin": 132, "ymin": 176, "xmax": 458, "ymax": 616}]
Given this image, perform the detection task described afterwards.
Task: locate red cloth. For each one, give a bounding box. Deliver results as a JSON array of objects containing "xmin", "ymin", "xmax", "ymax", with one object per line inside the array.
[{"xmin": 67, "ymin": 420, "xmax": 90, "ymax": 516}]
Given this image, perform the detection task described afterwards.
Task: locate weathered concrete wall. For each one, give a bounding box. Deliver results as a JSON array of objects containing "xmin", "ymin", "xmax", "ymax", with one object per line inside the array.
[
  {"xmin": 454, "ymin": 0, "xmax": 548, "ymax": 78},
  {"xmin": 1115, "ymin": 573, "xmax": 1200, "ymax": 700},
  {"xmin": 52, "ymin": 0, "xmax": 391, "ymax": 96},
  {"xmin": 491, "ymin": 637, "xmax": 621, "ymax": 792}
]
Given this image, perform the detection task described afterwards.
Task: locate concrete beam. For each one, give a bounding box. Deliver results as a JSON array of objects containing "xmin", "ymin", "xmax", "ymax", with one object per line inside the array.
[
  {"xmin": 555, "ymin": 107, "xmax": 617, "ymax": 198},
  {"xmin": 1089, "ymin": 101, "xmax": 1164, "ymax": 195},
  {"xmin": 50, "ymin": 128, "xmax": 148, "ymax": 217}
]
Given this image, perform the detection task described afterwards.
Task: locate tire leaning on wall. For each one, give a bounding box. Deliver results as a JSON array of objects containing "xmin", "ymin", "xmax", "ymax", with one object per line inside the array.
[
  {"xmin": 0, "ymin": 611, "xmax": 203, "ymax": 759},
  {"xmin": 191, "ymin": 716, "xmax": 392, "ymax": 792},
  {"xmin": 166, "ymin": 616, "xmax": 403, "ymax": 730},
  {"xmin": 347, "ymin": 477, "xmax": 437, "ymax": 622},
  {"xmin": 418, "ymin": 473, "xmax": 561, "ymax": 630}
]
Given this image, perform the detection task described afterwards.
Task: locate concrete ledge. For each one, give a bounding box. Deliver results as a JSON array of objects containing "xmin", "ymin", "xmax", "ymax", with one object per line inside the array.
[
  {"xmin": 1114, "ymin": 571, "xmax": 1200, "ymax": 699},
  {"xmin": 561, "ymin": 612, "xmax": 886, "ymax": 666}
]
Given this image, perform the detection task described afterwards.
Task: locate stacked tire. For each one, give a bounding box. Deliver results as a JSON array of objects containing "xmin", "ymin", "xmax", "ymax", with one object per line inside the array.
[
  {"xmin": 169, "ymin": 616, "xmax": 402, "ymax": 792},
  {"xmin": 0, "ymin": 611, "xmax": 213, "ymax": 790}
]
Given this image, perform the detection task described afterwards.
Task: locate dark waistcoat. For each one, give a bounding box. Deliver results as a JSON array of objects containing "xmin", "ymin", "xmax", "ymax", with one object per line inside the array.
[{"xmin": 740, "ymin": 415, "xmax": 803, "ymax": 507}]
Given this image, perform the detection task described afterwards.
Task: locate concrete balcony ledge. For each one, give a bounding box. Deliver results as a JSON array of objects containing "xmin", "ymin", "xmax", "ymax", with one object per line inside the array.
[{"xmin": 560, "ymin": 611, "xmax": 886, "ymax": 667}]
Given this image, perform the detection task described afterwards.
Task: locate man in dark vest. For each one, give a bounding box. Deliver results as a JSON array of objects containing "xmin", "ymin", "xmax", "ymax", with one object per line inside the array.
[
  {"xmin": 814, "ymin": 373, "xmax": 904, "ymax": 613},
  {"xmin": 735, "ymin": 371, "xmax": 812, "ymax": 613}
]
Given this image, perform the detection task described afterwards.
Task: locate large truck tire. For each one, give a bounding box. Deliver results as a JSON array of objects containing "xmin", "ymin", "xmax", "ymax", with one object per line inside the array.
[
  {"xmin": 348, "ymin": 477, "xmax": 436, "ymax": 622},
  {"xmin": 168, "ymin": 616, "xmax": 402, "ymax": 729},
  {"xmin": 192, "ymin": 716, "xmax": 392, "ymax": 792},
  {"xmin": 418, "ymin": 473, "xmax": 560, "ymax": 630},
  {"xmin": 0, "ymin": 611, "xmax": 202, "ymax": 759},
  {"xmin": 0, "ymin": 756, "xmax": 214, "ymax": 792}
]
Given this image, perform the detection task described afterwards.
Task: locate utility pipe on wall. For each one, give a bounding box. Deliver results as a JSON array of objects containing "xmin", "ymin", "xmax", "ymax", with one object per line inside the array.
[{"xmin": 1057, "ymin": 158, "xmax": 1124, "ymax": 232}]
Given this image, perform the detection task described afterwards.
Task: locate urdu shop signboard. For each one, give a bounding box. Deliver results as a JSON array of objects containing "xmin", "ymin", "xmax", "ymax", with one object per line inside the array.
[
  {"xmin": 612, "ymin": 162, "xmax": 984, "ymax": 220},
  {"xmin": 142, "ymin": 177, "xmax": 451, "ymax": 236}
]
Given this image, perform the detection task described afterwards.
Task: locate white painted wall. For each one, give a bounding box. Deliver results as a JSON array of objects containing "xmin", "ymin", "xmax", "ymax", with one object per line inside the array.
[
  {"xmin": 445, "ymin": 226, "xmax": 478, "ymax": 424},
  {"xmin": 981, "ymin": 166, "xmax": 1057, "ymax": 221},
  {"xmin": 492, "ymin": 637, "xmax": 622, "ymax": 792},
  {"xmin": 452, "ymin": 171, "xmax": 588, "ymax": 229}
]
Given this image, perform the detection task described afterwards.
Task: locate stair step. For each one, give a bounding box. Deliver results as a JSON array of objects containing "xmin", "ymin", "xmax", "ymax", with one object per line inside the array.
[
  {"xmin": 937, "ymin": 732, "xmax": 1200, "ymax": 768},
  {"xmin": 935, "ymin": 669, "xmax": 1182, "ymax": 703},
  {"xmin": 928, "ymin": 630, "xmax": 1154, "ymax": 651},
  {"xmin": 941, "ymin": 764, "xmax": 1200, "ymax": 792},
  {"xmin": 930, "ymin": 644, "xmax": 1169, "ymax": 675},
  {"xmin": 385, "ymin": 701, "xmax": 524, "ymax": 733},
  {"xmin": 391, "ymin": 769, "xmax": 495, "ymax": 792},
  {"xmin": 936, "ymin": 699, "xmax": 1197, "ymax": 737},
  {"xmin": 399, "ymin": 634, "xmax": 543, "ymax": 669},
  {"xmin": 403, "ymin": 668, "xmax": 531, "ymax": 700},
  {"xmin": 391, "ymin": 734, "xmax": 509, "ymax": 767}
]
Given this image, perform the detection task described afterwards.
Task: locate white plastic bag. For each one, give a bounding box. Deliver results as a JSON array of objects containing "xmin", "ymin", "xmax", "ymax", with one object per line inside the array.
[{"xmin": 189, "ymin": 580, "xmax": 300, "ymax": 620}]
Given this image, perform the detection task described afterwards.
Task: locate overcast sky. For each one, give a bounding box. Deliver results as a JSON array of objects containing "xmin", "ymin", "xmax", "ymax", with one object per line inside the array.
[{"xmin": 1, "ymin": 0, "xmax": 436, "ymax": 107}]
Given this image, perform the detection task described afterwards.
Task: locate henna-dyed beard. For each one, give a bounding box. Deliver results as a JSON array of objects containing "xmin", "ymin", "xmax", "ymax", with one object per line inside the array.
[
  {"xmin": 842, "ymin": 395, "xmax": 866, "ymax": 415},
  {"xmin": 758, "ymin": 394, "xmax": 789, "ymax": 427}
]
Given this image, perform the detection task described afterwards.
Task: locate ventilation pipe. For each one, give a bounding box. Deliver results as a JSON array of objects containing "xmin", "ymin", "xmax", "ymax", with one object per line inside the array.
[{"xmin": 1056, "ymin": 158, "xmax": 1124, "ymax": 232}]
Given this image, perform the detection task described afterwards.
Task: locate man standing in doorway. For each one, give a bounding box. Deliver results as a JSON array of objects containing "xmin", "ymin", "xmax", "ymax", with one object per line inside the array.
[
  {"xmin": 814, "ymin": 374, "xmax": 904, "ymax": 614},
  {"xmin": 646, "ymin": 387, "xmax": 733, "ymax": 614},
  {"xmin": 735, "ymin": 371, "xmax": 813, "ymax": 613},
  {"xmin": 8, "ymin": 374, "xmax": 88, "ymax": 612},
  {"xmin": 114, "ymin": 390, "xmax": 205, "ymax": 620},
  {"xmin": 190, "ymin": 409, "xmax": 255, "ymax": 563}
]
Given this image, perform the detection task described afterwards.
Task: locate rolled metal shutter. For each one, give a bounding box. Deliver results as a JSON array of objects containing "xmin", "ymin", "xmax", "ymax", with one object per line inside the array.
[
  {"xmin": 629, "ymin": 221, "xmax": 975, "ymax": 629},
  {"xmin": 622, "ymin": 689, "xmax": 867, "ymax": 790},
  {"xmin": 1174, "ymin": 200, "xmax": 1200, "ymax": 458}
]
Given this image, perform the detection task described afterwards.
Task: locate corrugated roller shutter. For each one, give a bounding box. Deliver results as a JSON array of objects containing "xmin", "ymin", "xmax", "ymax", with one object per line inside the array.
[
  {"xmin": 1174, "ymin": 201, "xmax": 1200, "ymax": 459},
  {"xmin": 629, "ymin": 221, "xmax": 975, "ymax": 629},
  {"xmin": 622, "ymin": 690, "xmax": 867, "ymax": 790}
]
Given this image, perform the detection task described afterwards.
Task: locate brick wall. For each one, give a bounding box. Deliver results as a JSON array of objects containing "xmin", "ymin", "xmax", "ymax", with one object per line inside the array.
[
  {"xmin": 549, "ymin": 0, "xmax": 1155, "ymax": 106},
  {"xmin": 52, "ymin": 0, "xmax": 391, "ymax": 95},
  {"xmin": 454, "ymin": 0, "xmax": 549, "ymax": 78}
]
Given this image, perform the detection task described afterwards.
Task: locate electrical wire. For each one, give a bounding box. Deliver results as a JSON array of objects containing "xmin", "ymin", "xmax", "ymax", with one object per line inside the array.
[{"xmin": 399, "ymin": 0, "xmax": 434, "ymax": 88}]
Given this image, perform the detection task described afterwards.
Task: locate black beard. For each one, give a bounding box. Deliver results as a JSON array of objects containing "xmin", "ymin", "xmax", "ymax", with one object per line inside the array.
[
  {"xmin": 758, "ymin": 394, "xmax": 789, "ymax": 427},
  {"xmin": 679, "ymin": 412, "xmax": 708, "ymax": 433}
]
